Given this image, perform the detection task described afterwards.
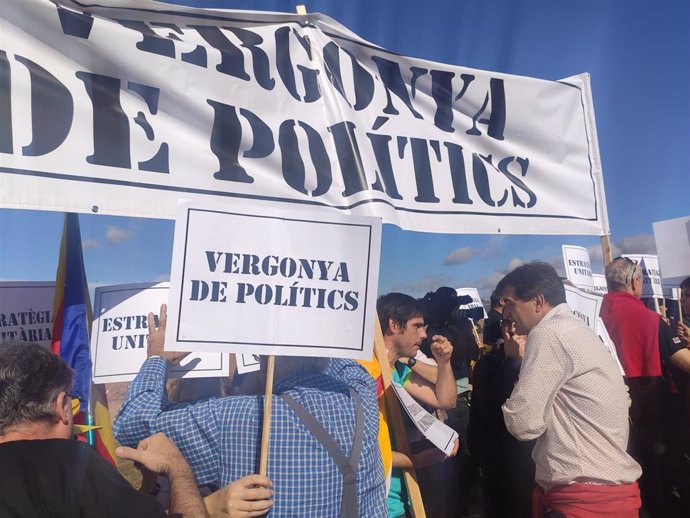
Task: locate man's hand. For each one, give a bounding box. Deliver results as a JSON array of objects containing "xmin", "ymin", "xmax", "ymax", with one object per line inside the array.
[
  {"xmin": 504, "ymin": 334, "xmax": 526, "ymax": 359},
  {"xmin": 449, "ymin": 437, "xmax": 459, "ymax": 457},
  {"xmin": 677, "ymin": 321, "xmax": 690, "ymax": 345},
  {"xmin": 116, "ymin": 432, "xmax": 190, "ymax": 479},
  {"xmin": 410, "ymin": 439, "xmax": 458, "ymax": 469},
  {"xmin": 205, "ymin": 475, "xmax": 274, "ymax": 518},
  {"xmin": 147, "ymin": 304, "xmax": 189, "ymax": 365},
  {"xmin": 430, "ymin": 335, "xmax": 453, "ymax": 364},
  {"xmin": 501, "ymin": 319, "xmax": 515, "ymax": 343}
]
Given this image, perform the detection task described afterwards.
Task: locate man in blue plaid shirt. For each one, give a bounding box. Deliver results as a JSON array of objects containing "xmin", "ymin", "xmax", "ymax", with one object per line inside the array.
[{"xmin": 114, "ymin": 304, "xmax": 387, "ymax": 517}]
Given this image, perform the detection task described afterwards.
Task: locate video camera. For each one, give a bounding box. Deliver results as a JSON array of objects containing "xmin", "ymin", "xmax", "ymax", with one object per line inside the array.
[{"xmin": 418, "ymin": 286, "xmax": 475, "ymax": 327}]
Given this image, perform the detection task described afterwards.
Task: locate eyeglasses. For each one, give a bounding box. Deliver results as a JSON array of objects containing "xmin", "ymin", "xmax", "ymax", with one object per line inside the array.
[
  {"xmin": 613, "ymin": 256, "xmax": 639, "ymax": 286},
  {"xmin": 68, "ymin": 393, "xmax": 81, "ymax": 416}
]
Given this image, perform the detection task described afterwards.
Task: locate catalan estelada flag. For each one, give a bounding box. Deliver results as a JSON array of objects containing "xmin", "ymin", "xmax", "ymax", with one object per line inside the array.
[{"xmin": 52, "ymin": 213, "xmax": 117, "ymax": 467}]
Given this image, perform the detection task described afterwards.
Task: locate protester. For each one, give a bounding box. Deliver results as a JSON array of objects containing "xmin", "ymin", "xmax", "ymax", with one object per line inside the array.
[
  {"xmin": 469, "ymin": 290, "xmax": 535, "ymax": 518},
  {"xmin": 114, "ymin": 304, "xmax": 387, "ymax": 518},
  {"xmin": 375, "ymin": 292, "xmax": 458, "ymax": 518},
  {"xmin": 601, "ymin": 258, "xmax": 690, "ymax": 517},
  {"xmin": 480, "ymin": 290, "xmax": 504, "ymax": 350},
  {"xmin": 418, "ymin": 287, "xmax": 479, "ymax": 518},
  {"xmin": 500, "ymin": 262, "xmax": 642, "ymax": 518},
  {"xmin": 0, "ymin": 340, "xmax": 206, "ymax": 518}
]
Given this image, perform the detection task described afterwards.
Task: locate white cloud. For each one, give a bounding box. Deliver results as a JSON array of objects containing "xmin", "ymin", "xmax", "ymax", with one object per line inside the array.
[
  {"xmin": 82, "ymin": 239, "xmax": 100, "ymax": 250},
  {"xmin": 443, "ymin": 242, "xmax": 501, "ymax": 266},
  {"xmin": 443, "ymin": 246, "xmax": 477, "ymax": 265},
  {"xmin": 506, "ymin": 257, "xmax": 525, "ymax": 271},
  {"xmin": 106, "ymin": 225, "xmax": 134, "ymax": 245},
  {"xmin": 473, "ymin": 271, "xmax": 506, "ymax": 294},
  {"xmin": 615, "ymin": 233, "xmax": 657, "ymax": 254}
]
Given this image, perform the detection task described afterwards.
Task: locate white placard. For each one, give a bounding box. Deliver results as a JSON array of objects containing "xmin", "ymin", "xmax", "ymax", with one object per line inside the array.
[
  {"xmin": 623, "ymin": 254, "xmax": 664, "ymax": 298},
  {"xmin": 562, "ymin": 245, "xmax": 594, "ymax": 290},
  {"xmin": 564, "ymin": 285, "xmax": 623, "ymax": 375},
  {"xmin": 591, "ymin": 273, "xmax": 608, "ymax": 296},
  {"xmin": 0, "ymin": 281, "xmax": 55, "ymax": 347},
  {"xmin": 596, "ymin": 316, "xmax": 625, "ymax": 376},
  {"xmin": 391, "ymin": 381, "xmax": 458, "ymax": 456},
  {"xmin": 91, "ymin": 282, "xmax": 228, "ymax": 384},
  {"xmin": 0, "ymin": 0, "xmax": 608, "ymax": 236},
  {"xmin": 455, "ymin": 287, "xmax": 488, "ymax": 319},
  {"xmin": 237, "ymin": 353, "xmax": 261, "ymax": 375},
  {"xmin": 564, "ymin": 284, "xmax": 601, "ymax": 331},
  {"xmin": 653, "ymin": 215, "xmax": 690, "ymax": 288},
  {"xmin": 165, "ymin": 202, "xmax": 381, "ymax": 359}
]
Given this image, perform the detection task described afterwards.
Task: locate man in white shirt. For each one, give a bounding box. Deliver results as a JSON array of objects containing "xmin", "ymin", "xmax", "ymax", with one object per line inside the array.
[{"xmin": 498, "ymin": 262, "xmax": 642, "ymax": 518}]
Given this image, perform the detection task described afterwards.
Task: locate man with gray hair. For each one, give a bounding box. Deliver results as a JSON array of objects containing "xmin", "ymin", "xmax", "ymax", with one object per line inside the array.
[
  {"xmin": 0, "ymin": 341, "xmax": 206, "ymax": 517},
  {"xmin": 601, "ymin": 257, "xmax": 690, "ymax": 517}
]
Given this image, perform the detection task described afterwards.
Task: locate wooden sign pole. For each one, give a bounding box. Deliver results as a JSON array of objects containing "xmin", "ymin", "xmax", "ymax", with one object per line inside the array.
[
  {"xmin": 601, "ymin": 234, "xmax": 613, "ymax": 266},
  {"xmin": 259, "ymin": 355, "xmax": 276, "ymax": 476},
  {"xmin": 374, "ymin": 317, "xmax": 427, "ymax": 518},
  {"xmin": 259, "ymin": 3, "xmax": 307, "ymax": 478}
]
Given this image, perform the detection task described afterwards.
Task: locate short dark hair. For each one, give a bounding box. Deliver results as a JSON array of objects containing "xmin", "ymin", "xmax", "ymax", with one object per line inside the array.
[
  {"xmin": 681, "ymin": 277, "xmax": 690, "ymax": 291},
  {"xmin": 0, "ymin": 341, "xmax": 73, "ymax": 435},
  {"xmin": 377, "ymin": 293, "xmax": 424, "ymax": 334},
  {"xmin": 489, "ymin": 290, "xmax": 502, "ymax": 309},
  {"xmin": 498, "ymin": 262, "xmax": 566, "ymax": 306}
]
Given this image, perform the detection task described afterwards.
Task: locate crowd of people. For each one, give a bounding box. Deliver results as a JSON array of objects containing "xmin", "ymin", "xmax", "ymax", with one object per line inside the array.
[{"xmin": 1, "ymin": 261, "xmax": 689, "ymax": 517}]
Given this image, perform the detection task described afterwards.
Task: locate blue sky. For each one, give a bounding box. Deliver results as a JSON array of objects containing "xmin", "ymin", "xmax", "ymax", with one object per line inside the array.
[{"xmin": 1, "ymin": 0, "xmax": 688, "ymax": 299}]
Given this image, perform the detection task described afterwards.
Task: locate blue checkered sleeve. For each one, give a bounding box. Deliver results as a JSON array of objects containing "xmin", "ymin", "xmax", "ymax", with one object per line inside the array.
[
  {"xmin": 113, "ymin": 357, "xmax": 222, "ymax": 486},
  {"xmin": 114, "ymin": 357, "xmax": 387, "ymax": 516}
]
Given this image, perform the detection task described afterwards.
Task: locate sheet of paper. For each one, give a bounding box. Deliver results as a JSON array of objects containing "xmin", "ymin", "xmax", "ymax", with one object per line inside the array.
[{"xmin": 391, "ymin": 381, "xmax": 458, "ymax": 456}]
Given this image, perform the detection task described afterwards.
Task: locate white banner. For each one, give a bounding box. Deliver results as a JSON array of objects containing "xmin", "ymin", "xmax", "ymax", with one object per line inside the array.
[
  {"xmin": 0, "ymin": 0, "xmax": 608, "ymax": 236},
  {"xmin": 165, "ymin": 202, "xmax": 381, "ymax": 359},
  {"xmin": 653, "ymin": 215, "xmax": 690, "ymax": 289},
  {"xmin": 562, "ymin": 245, "xmax": 594, "ymax": 290},
  {"xmin": 91, "ymin": 282, "xmax": 228, "ymax": 383},
  {"xmin": 455, "ymin": 287, "xmax": 487, "ymax": 319},
  {"xmin": 563, "ymin": 284, "xmax": 623, "ymax": 375},
  {"xmin": 623, "ymin": 254, "xmax": 665, "ymax": 298},
  {"xmin": 0, "ymin": 281, "xmax": 55, "ymax": 347}
]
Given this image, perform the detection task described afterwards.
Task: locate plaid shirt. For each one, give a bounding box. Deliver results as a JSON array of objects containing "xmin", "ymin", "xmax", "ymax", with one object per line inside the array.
[{"xmin": 114, "ymin": 357, "xmax": 387, "ymax": 518}]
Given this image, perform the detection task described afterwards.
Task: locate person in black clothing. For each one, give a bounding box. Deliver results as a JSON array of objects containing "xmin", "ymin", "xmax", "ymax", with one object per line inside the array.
[
  {"xmin": 468, "ymin": 290, "xmax": 535, "ymax": 518},
  {"xmin": 416, "ymin": 287, "xmax": 479, "ymax": 518},
  {"xmin": 0, "ymin": 341, "xmax": 272, "ymax": 518}
]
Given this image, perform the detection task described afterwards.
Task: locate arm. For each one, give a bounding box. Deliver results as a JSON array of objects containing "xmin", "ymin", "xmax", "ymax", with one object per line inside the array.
[
  {"xmin": 204, "ymin": 475, "xmax": 273, "ymax": 518},
  {"xmin": 391, "ymin": 438, "xmax": 459, "ymax": 470},
  {"xmin": 404, "ymin": 335, "xmax": 456, "ymax": 409},
  {"xmin": 399, "ymin": 356, "xmax": 438, "ymax": 384},
  {"xmin": 677, "ymin": 321, "xmax": 690, "ymax": 346},
  {"xmin": 117, "ymin": 433, "xmax": 208, "ymax": 518},
  {"xmin": 659, "ymin": 318, "xmax": 690, "ymax": 373},
  {"xmin": 670, "ymin": 348, "xmax": 690, "ymax": 373},
  {"xmin": 113, "ymin": 305, "xmax": 222, "ymax": 486},
  {"xmin": 502, "ymin": 328, "xmax": 572, "ymax": 441}
]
